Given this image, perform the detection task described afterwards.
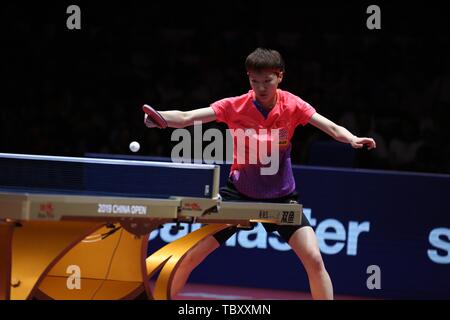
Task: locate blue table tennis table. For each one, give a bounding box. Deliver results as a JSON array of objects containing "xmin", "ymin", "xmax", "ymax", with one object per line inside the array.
[{"xmin": 0, "ymin": 153, "xmax": 302, "ymax": 300}]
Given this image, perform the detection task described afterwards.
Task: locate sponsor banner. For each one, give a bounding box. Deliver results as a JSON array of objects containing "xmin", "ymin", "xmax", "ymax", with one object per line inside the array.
[{"xmin": 147, "ymin": 164, "xmax": 450, "ymax": 299}]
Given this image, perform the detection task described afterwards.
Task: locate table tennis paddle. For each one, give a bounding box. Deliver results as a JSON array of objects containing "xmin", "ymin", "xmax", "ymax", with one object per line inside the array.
[{"xmin": 142, "ymin": 104, "xmax": 168, "ymax": 129}]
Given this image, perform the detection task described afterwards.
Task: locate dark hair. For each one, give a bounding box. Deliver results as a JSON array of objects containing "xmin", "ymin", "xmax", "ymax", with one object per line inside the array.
[{"xmin": 245, "ymin": 48, "xmax": 285, "ymax": 73}]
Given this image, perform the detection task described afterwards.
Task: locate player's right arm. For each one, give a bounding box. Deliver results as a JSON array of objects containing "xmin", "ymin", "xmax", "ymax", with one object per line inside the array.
[{"xmin": 145, "ymin": 107, "xmax": 216, "ymax": 128}]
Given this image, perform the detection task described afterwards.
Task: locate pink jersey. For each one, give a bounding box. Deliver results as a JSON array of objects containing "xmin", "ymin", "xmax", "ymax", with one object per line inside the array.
[{"xmin": 211, "ymin": 89, "xmax": 316, "ymax": 199}]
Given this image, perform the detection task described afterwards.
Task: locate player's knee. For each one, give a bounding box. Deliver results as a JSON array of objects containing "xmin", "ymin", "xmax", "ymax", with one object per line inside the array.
[{"xmin": 304, "ymin": 251, "xmax": 325, "ymax": 274}]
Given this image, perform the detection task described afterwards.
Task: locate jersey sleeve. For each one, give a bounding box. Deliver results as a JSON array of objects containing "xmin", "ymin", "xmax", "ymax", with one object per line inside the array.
[
  {"xmin": 210, "ymin": 98, "xmax": 232, "ymax": 124},
  {"xmin": 293, "ymin": 96, "xmax": 316, "ymax": 126}
]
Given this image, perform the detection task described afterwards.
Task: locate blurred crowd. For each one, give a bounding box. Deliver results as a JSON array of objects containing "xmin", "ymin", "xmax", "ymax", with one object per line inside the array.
[{"xmin": 1, "ymin": 2, "xmax": 449, "ymax": 174}]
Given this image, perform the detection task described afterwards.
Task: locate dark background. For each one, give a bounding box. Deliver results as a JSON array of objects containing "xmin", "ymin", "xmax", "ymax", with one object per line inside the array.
[{"xmin": 1, "ymin": 1, "xmax": 450, "ymax": 174}]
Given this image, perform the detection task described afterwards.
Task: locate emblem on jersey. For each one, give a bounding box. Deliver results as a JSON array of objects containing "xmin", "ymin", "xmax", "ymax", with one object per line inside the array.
[
  {"xmin": 274, "ymin": 120, "xmax": 289, "ymax": 146},
  {"xmin": 278, "ymin": 128, "xmax": 289, "ymax": 146}
]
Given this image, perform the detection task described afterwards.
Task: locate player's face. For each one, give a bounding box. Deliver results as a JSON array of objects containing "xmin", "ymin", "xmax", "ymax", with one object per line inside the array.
[{"xmin": 248, "ymin": 70, "xmax": 283, "ymax": 105}]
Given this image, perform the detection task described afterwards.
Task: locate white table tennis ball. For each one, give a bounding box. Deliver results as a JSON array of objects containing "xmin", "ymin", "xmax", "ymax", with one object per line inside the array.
[{"xmin": 129, "ymin": 141, "xmax": 140, "ymax": 152}]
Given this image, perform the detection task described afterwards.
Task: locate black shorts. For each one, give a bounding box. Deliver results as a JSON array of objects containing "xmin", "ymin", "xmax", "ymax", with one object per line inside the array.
[{"xmin": 213, "ymin": 179, "xmax": 311, "ymax": 245}]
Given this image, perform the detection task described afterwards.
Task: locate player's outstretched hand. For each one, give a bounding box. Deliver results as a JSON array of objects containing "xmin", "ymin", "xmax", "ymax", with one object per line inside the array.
[
  {"xmin": 142, "ymin": 104, "xmax": 168, "ymax": 129},
  {"xmin": 351, "ymin": 137, "xmax": 376, "ymax": 150}
]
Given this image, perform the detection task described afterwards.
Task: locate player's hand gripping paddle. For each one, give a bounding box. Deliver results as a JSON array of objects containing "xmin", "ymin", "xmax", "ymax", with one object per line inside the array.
[{"xmin": 142, "ymin": 104, "xmax": 168, "ymax": 129}]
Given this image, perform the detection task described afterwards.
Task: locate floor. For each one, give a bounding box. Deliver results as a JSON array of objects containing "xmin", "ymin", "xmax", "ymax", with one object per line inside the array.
[{"xmin": 174, "ymin": 283, "xmax": 375, "ymax": 300}]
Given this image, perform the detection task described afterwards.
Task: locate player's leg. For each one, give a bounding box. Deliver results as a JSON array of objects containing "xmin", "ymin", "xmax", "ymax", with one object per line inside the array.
[
  {"xmin": 282, "ymin": 225, "xmax": 334, "ymax": 300},
  {"xmin": 170, "ymin": 235, "xmax": 220, "ymax": 296},
  {"xmin": 170, "ymin": 226, "xmax": 237, "ymax": 297},
  {"xmin": 265, "ymin": 191, "xmax": 333, "ymax": 300}
]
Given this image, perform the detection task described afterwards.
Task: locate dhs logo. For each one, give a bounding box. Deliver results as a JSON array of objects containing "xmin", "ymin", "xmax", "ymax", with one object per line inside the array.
[
  {"xmin": 281, "ymin": 211, "xmax": 295, "ymax": 224},
  {"xmin": 259, "ymin": 210, "xmax": 268, "ymax": 219}
]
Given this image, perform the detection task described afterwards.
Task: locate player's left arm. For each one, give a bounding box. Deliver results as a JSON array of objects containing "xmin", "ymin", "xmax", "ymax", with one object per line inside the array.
[{"xmin": 308, "ymin": 113, "xmax": 376, "ymax": 150}]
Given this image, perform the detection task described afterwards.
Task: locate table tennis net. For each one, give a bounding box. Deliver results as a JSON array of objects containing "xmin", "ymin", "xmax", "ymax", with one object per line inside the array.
[{"xmin": 0, "ymin": 153, "xmax": 219, "ymax": 199}]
